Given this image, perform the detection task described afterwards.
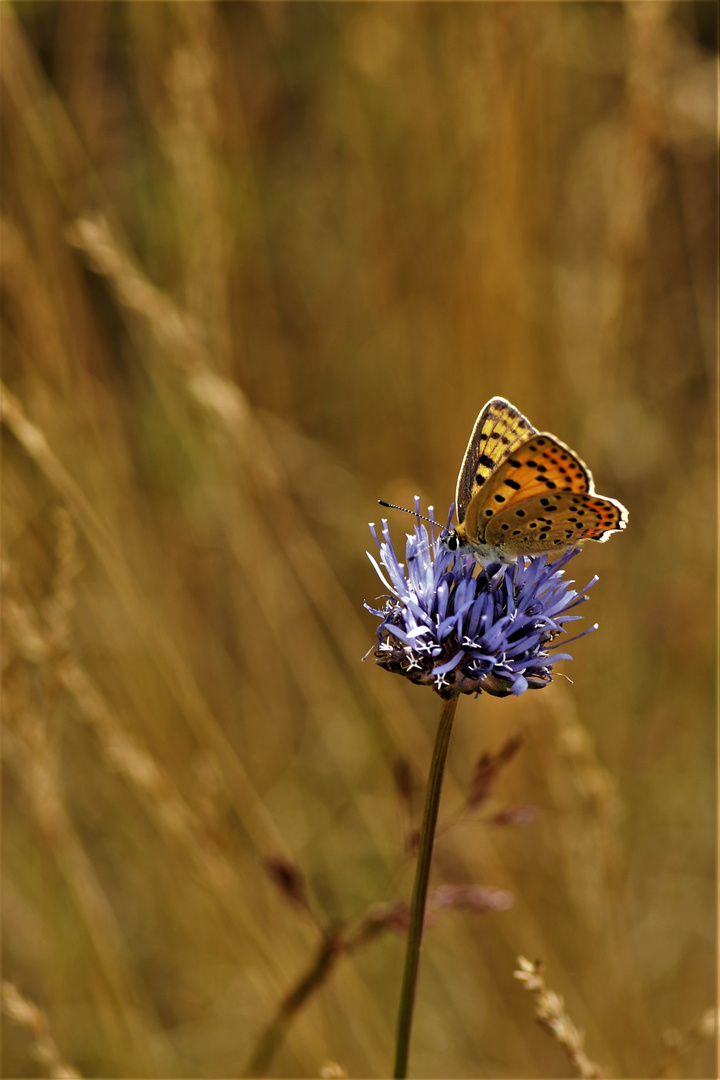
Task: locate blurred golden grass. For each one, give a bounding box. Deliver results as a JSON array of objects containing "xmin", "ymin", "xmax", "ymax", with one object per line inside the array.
[{"xmin": 1, "ymin": 2, "xmax": 716, "ymax": 1077}]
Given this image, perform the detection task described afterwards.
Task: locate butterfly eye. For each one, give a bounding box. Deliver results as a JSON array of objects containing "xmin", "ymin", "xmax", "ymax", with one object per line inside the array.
[{"xmin": 444, "ymin": 533, "xmax": 460, "ymax": 551}]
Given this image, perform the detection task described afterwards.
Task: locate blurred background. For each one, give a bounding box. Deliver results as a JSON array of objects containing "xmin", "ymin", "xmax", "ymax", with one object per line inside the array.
[{"xmin": 1, "ymin": 2, "xmax": 716, "ymax": 1077}]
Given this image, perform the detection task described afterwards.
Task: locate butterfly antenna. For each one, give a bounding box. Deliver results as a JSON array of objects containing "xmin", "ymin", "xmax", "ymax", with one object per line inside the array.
[{"xmin": 378, "ymin": 500, "xmax": 446, "ymax": 531}]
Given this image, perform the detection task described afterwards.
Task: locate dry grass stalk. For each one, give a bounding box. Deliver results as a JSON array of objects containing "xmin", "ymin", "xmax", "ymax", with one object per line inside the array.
[
  {"xmin": 162, "ymin": 10, "xmax": 233, "ymax": 371},
  {"xmin": 1, "ymin": 252, "xmax": 400, "ymax": 1067},
  {"xmin": 62, "ymin": 214, "xmax": 590, "ymax": 1071},
  {"xmin": 653, "ymin": 1006, "xmax": 718, "ymax": 1078},
  {"xmin": 44, "ymin": 509, "xmax": 82, "ymax": 656},
  {"xmin": 0, "ymin": 381, "xmax": 287, "ymax": 854},
  {"xmin": 1, "ymin": 535, "xmax": 298, "ymax": 991},
  {"xmin": 2, "ymin": 521, "xmax": 275, "ymax": 1072},
  {"xmin": 65, "ymin": 214, "xmax": 446, "ymax": 784},
  {"xmin": 4, "ymin": 543, "xmax": 230, "ymax": 890},
  {"xmin": 531, "ymin": 691, "xmax": 625, "ymax": 940},
  {"xmin": 1, "ymin": 529, "xmax": 177, "ymax": 1071},
  {"xmin": 67, "ymin": 214, "xmax": 209, "ymax": 375},
  {"xmin": 2, "ymin": 3, "xmax": 715, "ymax": 1073},
  {"xmin": 1, "ymin": 695, "xmax": 169, "ymax": 1073},
  {"xmin": 64, "ymin": 215, "xmax": 454, "ymax": 873},
  {"xmin": 1, "ymin": 981, "xmax": 81, "ymax": 1079},
  {"xmin": 465, "ymin": 734, "xmax": 525, "ymax": 811},
  {"xmin": 514, "ymin": 957, "xmax": 606, "ymax": 1079},
  {"xmin": 62, "ymin": 225, "xmax": 575, "ymax": 1070}
]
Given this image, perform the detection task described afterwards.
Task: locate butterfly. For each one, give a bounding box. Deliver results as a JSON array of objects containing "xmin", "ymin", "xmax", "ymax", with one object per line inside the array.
[{"xmin": 444, "ymin": 397, "xmax": 628, "ymax": 563}]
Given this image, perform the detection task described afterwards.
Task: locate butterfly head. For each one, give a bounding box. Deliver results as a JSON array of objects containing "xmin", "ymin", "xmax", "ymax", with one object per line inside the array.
[
  {"xmin": 442, "ymin": 529, "xmax": 462, "ymax": 553},
  {"xmin": 379, "ymin": 500, "xmax": 523, "ymax": 565},
  {"xmin": 440, "ymin": 521, "xmax": 517, "ymax": 565}
]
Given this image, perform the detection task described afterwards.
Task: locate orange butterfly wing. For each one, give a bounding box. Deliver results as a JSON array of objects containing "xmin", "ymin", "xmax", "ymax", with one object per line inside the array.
[
  {"xmin": 462, "ymin": 434, "xmax": 591, "ymax": 544},
  {"xmin": 455, "ymin": 398, "xmax": 537, "ymax": 523}
]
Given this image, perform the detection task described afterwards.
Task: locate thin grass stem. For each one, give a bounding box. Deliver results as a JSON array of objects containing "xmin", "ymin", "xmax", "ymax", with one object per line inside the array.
[
  {"xmin": 244, "ymin": 928, "xmax": 345, "ymax": 1077},
  {"xmin": 393, "ymin": 694, "xmax": 459, "ymax": 1078}
]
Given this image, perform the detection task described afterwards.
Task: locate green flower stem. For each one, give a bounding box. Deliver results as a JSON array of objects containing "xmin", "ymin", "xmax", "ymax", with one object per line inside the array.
[{"xmin": 393, "ymin": 694, "xmax": 459, "ymax": 1078}]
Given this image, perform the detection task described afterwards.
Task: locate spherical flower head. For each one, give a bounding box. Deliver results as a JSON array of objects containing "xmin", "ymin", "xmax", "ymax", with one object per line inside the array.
[{"xmin": 365, "ymin": 500, "xmax": 598, "ymax": 700}]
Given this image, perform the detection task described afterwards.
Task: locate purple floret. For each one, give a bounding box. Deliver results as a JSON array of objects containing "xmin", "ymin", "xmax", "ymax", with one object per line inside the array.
[{"xmin": 365, "ymin": 500, "xmax": 597, "ymax": 699}]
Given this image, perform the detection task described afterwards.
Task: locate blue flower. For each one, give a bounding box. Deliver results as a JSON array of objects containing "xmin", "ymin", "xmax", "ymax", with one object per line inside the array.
[{"xmin": 365, "ymin": 501, "xmax": 598, "ymax": 699}]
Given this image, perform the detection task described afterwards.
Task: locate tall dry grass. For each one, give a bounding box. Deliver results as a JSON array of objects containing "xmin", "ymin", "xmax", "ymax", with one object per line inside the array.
[{"xmin": 1, "ymin": 3, "xmax": 716, "ymax": 1077}]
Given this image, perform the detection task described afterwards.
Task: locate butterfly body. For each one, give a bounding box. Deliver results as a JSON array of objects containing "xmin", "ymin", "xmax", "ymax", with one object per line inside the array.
[{"xmin": 445, "ymin": 397, "xmax": 628, "ymax": 564}]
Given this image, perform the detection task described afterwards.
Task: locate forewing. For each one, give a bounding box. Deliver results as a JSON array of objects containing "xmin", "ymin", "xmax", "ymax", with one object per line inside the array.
[
  {"xmin": 455, "ymin": 398, "xmax": 537, "ymax": 522},
  {"xmin": 485, "ymin": 490, "xmax": 628, "ymax": 553},
  {"xmin": 461, "ymin": 433, "xmax": 591, "ymax": 541},
  {"xmin": 481, "ymin": 433, "xmax": 592, "ymax": 504}
]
